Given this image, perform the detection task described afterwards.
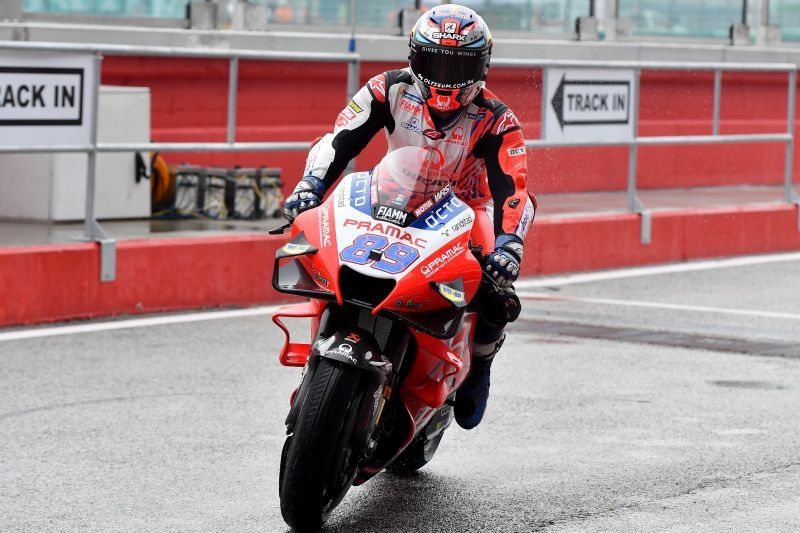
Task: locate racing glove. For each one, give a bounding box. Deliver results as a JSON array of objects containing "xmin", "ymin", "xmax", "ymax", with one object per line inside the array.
[
  {"xmin": 283, "ymin": 176, "xmax": 326, "ymax": 223},
  {"xmin": 485, "ymin": 234, "xmax": 524, "ymax": 288}
]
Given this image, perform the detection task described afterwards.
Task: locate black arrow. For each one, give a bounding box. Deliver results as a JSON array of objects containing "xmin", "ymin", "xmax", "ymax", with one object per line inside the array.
[
  {"xmin": 551, "ymin": 75, "xmax": 566, "ymax": 130},
  {"xmin": 550, "ymin": 77, "xmax": 631, "ymax": 129}
]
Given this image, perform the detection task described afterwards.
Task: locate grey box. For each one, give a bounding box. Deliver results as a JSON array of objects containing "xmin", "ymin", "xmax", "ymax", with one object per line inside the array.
[
  {"xmin": 730, "ymin": 23, "xmax": 750, "ymax": 46},
  {"xmin": 756, "ymin": 25, "xmax": 782, "ymax": 46},
  {"xmin": 0, "ymin": 0, "xmax": 23, "ymax": 21},
  {"xmin": 576, "ymin": 16, "xmax": 599, "ymax": 41},
  {"xmin": 232, "ymin": 2, "xmax": 268, "ymax": 31},
  {"xmin": 189, "ymin": 1, "xmax": 216, "ymax": 30}
]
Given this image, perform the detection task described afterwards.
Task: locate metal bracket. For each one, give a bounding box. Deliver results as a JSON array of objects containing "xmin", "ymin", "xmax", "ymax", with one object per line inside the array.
[
  {"xmin": 631, "ymin": 196, "xmax": 652, "ymax": 245},
  {"xmin": 790, "ymin": 189, "xmax": 800, "ymax": 232},
  {"xmin": 82, "ymin": 219, "xmax": 117, "ymax": 282}
]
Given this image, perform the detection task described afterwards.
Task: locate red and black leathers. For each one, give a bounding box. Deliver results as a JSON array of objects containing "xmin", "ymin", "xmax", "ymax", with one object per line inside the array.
[{"xmin": 303, "ymin": 68, "xmax": 536, "ymax": 244}]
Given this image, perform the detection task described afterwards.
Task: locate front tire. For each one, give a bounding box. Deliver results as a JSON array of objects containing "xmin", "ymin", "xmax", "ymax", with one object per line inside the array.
[{"xmin": 279, "ymin": 358, "xmax": 364, "ymax": 532}]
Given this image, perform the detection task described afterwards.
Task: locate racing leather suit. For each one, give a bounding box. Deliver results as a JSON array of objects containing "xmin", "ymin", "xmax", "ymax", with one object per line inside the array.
[{"xmin": 303, "ymin": 68, "xmax": 536, "ymax": 354}]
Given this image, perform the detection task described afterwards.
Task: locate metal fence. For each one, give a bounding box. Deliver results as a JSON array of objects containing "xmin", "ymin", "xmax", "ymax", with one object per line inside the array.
[
  {"xmin": 0, "ymin": 40, "xmax": 360, "ymax": 282},
  {"xmin": 0, "ymin": 41, "xmax": 798, "ymax": 279},
  {"xmin": 492, "ymin": 57, "xmax": 799, "ymax": 244}
]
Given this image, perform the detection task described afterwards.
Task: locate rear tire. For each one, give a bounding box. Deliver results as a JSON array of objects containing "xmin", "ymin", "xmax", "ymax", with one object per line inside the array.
[{"xmin": 279, "ymin": 358, "xmax": 364, "ymax": 532}]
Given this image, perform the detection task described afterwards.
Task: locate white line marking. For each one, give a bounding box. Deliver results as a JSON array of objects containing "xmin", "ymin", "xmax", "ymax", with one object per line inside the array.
[
  {"xmin": 0, "ymin": 305, "xmax": 283, "ymax": 343},
  {"xmin": 517, "ymin": 292, "xmax": 800, "ymax": 321},
  {"xmin": 514, "ymin": 251, "xmax": 800, "ymax": 289}
]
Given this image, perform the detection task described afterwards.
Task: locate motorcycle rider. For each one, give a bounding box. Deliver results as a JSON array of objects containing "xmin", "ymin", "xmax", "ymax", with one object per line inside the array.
[{"xmin": 284, "ymin": 4, "xmax": 536, "ymax": 430}]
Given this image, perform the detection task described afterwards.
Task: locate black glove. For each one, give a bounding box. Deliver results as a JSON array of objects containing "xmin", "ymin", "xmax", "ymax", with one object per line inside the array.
[
  {"xmin": 484, "ymin": 234, "xmax": 524, "ymax": 288},
  {"xmin": 284, "ymin": 175, "xmax": 327, "ymax": 222}
]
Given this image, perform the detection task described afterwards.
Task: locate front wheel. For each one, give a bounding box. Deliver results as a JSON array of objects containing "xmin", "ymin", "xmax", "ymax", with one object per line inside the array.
[{"xmin": 279, "ymin": 358, "xmax": 364, "ymax": 532}]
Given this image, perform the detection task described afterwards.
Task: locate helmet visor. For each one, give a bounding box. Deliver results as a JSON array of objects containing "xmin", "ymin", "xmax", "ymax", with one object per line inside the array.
[{"xmin": 410, "ymin": 43, "xmax": 489, "ymax": 90}]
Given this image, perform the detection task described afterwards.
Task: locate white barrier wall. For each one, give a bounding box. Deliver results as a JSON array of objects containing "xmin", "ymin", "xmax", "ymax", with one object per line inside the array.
[{"xmin": 0, "ymin": 86, "xmax": 151, "ymax": 221}]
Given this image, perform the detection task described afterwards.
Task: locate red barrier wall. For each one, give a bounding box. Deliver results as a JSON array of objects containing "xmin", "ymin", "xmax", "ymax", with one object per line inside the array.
[
  {"xmin": 0, "ymin": 235, "xmax": 287, "ymax": 326},
  {"xmin": 2, "ymin": 205, "xmax": 799, "ymax": 327},
  {"xmin": 102, "ymin": 58, "xmax": 798, "ymax": 195}
]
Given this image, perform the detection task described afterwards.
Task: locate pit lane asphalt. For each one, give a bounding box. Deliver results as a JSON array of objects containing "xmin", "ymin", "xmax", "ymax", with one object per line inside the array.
[{"xmin": 1, "ymin": 255, "xmax": 799, "ymax": 532}]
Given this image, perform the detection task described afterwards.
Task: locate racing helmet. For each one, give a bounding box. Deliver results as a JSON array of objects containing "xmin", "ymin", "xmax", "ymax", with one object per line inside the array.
[{"xmin": 408, "ymin": 4, "xmax": 492, "ymax": 113}]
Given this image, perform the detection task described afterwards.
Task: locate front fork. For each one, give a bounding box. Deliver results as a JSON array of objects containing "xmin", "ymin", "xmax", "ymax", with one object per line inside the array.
[{"xmin": 278, "ymin": 304, "xmax": 408, "ymax": 454}]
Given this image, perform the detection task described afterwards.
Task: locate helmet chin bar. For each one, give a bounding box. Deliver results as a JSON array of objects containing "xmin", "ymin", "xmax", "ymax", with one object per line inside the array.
[
  {"xmin": 426, "ymin": 87, "xmax": 462, "ymax": 112},
  {"xmin": 413, "ymin": 77, "xmax": 484, "ymax": 114}
]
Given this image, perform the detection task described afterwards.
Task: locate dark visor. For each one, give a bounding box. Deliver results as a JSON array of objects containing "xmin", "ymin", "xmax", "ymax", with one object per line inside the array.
[{"xmin": 410, "ymin": 43, "xmax": 489, "ymax": 90}]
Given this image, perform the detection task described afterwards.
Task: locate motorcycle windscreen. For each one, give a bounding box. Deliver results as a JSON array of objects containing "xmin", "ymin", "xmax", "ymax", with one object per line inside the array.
[{"xmin": 371, "ymin": 146, "xmax": 452, "ymax": 218}]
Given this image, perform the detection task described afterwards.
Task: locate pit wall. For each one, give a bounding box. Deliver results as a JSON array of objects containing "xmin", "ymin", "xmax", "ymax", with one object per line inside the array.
[{"xmin": 102, "ymin": 58, "xmax": 799, "ymax": 195}]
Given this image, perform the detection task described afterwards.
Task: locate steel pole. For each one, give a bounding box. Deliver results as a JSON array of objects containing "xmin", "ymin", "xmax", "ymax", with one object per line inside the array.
[
  {"xmin": 83, "ymin": 53, "xmax": 102, "ymax": 240},
  {"xmin": 82, "ymin": 53, "xmax": 117, "ymax": 282},
  {"xmin": 227, "ymin": 57, "xmax": 239, "ymax": 144},
  {"xmin": 713, "ymin": 69, "xmax": 722, "ymax": 135},
  {"xmin": 784, "ymin": 69, "xmax": 797, "ymax": 232}
]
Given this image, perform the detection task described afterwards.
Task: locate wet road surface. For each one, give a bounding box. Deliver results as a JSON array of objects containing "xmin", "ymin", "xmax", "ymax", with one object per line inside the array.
[{"xmin": 1, "ymin": 253, "xmax": 799, "ymax": 532}]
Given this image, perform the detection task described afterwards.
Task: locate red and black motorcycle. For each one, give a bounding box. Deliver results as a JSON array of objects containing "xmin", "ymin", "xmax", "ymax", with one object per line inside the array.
[{"xmin": 271, "ymin": 147, "xmax": 508, "ymax": 531}]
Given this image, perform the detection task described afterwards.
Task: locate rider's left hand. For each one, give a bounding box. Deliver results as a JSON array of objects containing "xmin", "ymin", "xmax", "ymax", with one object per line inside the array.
[{"xmin": 484, "ymin": 234, "xmax": 524, "ymax": 288}]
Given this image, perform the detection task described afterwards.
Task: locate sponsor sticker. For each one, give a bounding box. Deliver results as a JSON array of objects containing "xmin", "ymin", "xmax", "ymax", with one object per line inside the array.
[
  {"xmin": 432, "ymin": 32, "xmax": 467, "ymax": 41},
  {"xmin": 401, "ymin": 118, "xmax": 423, "ymax": 135},
  {"xmin": 319, "ymin": 204, "xmax": 332, "ymax": 247},
  {"xmin": 493, "ymin": 109, "xmax": 521, "ymax": 135},
  {"xmin": 374, "ymin": 205, "xmax": 411, "ymax": 227},
  {"xmin": 343, "ymin": 219, "xmax": 428, "ymax": 248},
  {"xmin": 368, "ymin": 75, "xmax": 386, "ymax": 100},
  {"xmin": 466, "ymin": 111, "xmax": 486, "ymax": 120},
  {"xmin": 422, "ymin": 196, "xmax": 465, "ymax": 230},
  {"xmin": 423, "ymin": 128, "xmax": 445, "ymax": 140},
  {"xmin": 394, "ymin": 299, "xmax": 423, "ymax": 310},
  {"xmin": 281, "ymin": 242, "xmax": 311, "ymax": 255},
  {"xmin": 348, "ymin": 100, "xmax": 363, "ymax": 114},
  {"xmin": 438, "ymin": 284, "xmax": 466, "ymax": 305},
  {"xmin": 507, "ymin": 147, "xmax": 526, "ymax": 156},
  {"xmin": 400, "ymin": 99, "xmax": 421, "ymax": 115},
  {"xmin": 402, "ymin": 91, "xmax": 424, "ymax": 104},
  {"xmin": 420, "ymin": 242, "xmax": 464, "ymax": 278}
]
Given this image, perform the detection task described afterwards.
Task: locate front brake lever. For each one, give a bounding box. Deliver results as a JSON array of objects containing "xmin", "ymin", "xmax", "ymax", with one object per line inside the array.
[{"xmin": 268, "ymin": 222, "xmax": 291, "ymax": 235}]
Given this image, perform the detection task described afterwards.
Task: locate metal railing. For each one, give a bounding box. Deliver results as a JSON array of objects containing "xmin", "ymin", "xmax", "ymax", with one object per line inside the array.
[
  {"xmin": 493, "ymin": 58, "xmax": 800, "ymax": 244},
  {"xmin": 0, "ymin": 41, "xmax": 360, "ymax": 282},
  {"xmin": 0, "ymin": 42, "xmax": 798, "ymax": 277}
]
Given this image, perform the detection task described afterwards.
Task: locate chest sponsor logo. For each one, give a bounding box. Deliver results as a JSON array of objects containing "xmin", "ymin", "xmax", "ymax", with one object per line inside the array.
[
  {"xmin": 400, "ymin": 98, "xmax": 421, "ymax": 115},
  {"xmin": 401, "ymin": 117, "xmax": 423, "ymax": 135},
  {"xmin": 445, "ymin": 126, "xmax": 467, "ymax": 146},
  {"xmin": 420, "ymin": 242, "xmax": 465, "ymax": 278},
  {"xmin": 466, "ymin": 111, "xmax": 486, "ymax": 120},
  {"xmin": 374, "ymin": 205, "xmax": 410, "ymax": 226},
  {"xmin": 423, "ymin": 128, "xmax": 445, "ymax": 140},
  {"xmin": 402, "ymin": 91, "xmax": 424, "ymax": 105}
]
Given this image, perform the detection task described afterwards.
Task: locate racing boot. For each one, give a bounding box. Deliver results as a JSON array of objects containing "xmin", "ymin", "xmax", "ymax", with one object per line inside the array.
[{"xmin": 454, "ymin": 334, "xmax": 505, "ymax": 430}]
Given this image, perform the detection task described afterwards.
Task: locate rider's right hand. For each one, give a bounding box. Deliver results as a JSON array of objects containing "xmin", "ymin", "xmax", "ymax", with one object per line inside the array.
[{"xmin": 284, "ymin": 176, "xmax": 327, "ymax": 223}]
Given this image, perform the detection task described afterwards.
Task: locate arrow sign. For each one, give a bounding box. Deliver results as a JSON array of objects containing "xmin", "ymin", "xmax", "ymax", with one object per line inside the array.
[
  {"xmin": 543, "ymin": 68, "xmax": 636, "ymax": 143},
  {"xmin": 551, "ymin": 75, "xmax": 630, "ymax": 129}
]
